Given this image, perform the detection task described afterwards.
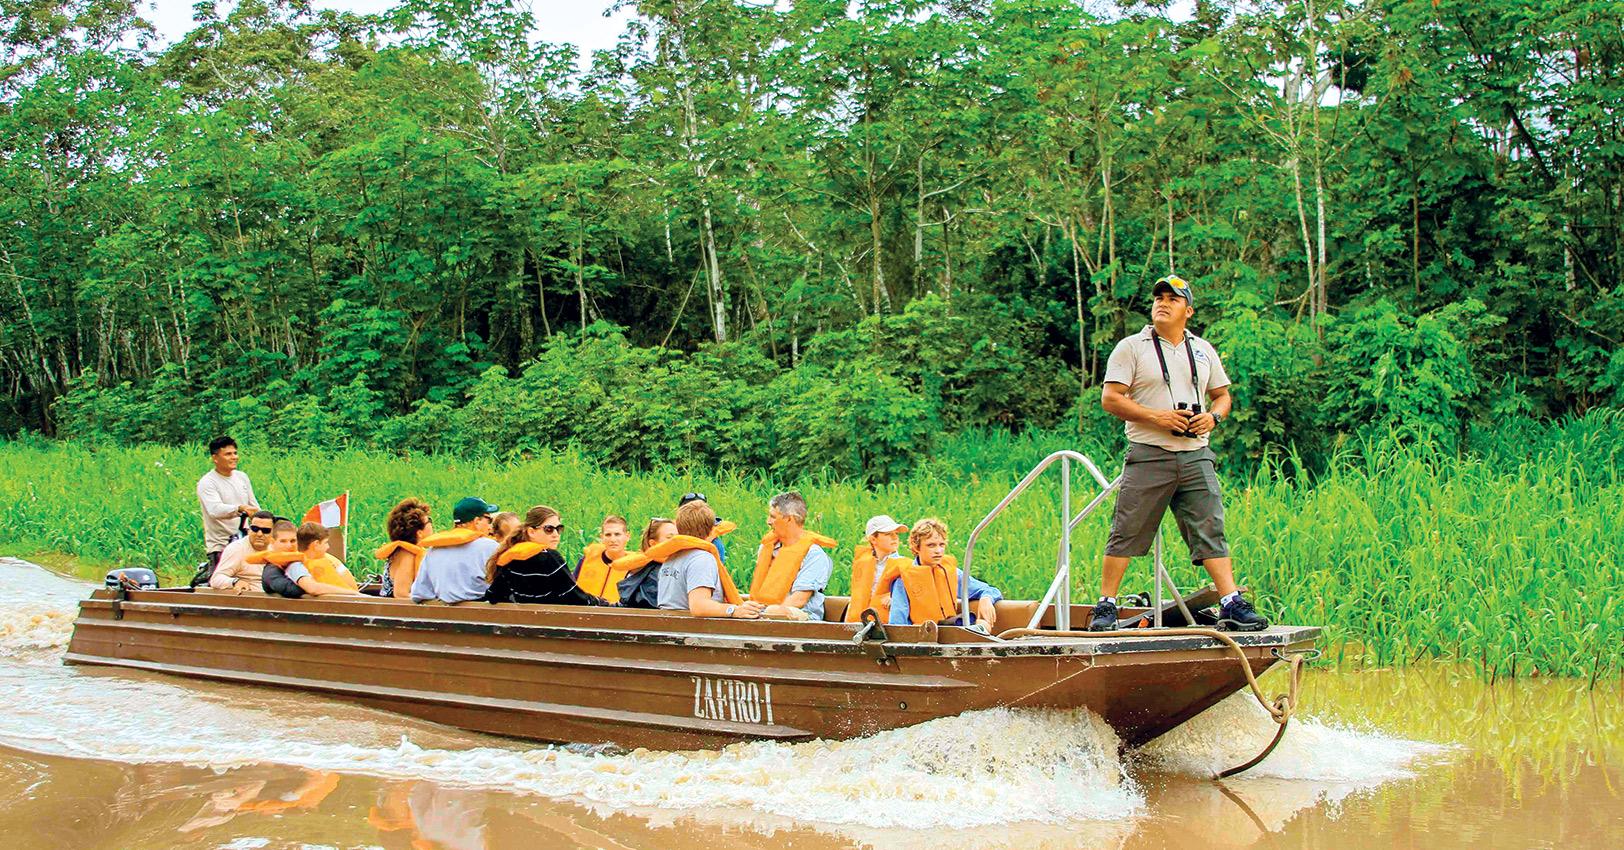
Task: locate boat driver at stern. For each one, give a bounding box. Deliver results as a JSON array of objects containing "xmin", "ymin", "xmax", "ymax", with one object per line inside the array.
[{"xmin": 1091, "ymin": 274, "xmax": 1268, "ymax": 633}]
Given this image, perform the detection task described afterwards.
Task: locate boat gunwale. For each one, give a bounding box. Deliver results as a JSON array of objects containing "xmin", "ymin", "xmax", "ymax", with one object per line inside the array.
[{"xmin": 77, "ymin": 592, "xmax": 1321, "ymax": 659}]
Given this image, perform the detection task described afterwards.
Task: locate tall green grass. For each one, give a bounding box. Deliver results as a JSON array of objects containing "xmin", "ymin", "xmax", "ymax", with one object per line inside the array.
[{"xmin": 1, "ymin": 413, "xmax": 1618, "ymax": 678}]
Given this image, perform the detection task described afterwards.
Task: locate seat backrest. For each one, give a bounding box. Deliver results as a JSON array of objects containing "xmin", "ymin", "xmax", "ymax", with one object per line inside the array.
[{"xmin": 822, "ymin": 595, "xmax": 851, "ymax": 622}]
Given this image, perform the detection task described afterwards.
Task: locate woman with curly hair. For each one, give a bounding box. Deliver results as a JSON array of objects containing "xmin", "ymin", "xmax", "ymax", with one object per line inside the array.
[{"xmin": 376, "ymin": 498, "xmax": 433, "ymax": 599}]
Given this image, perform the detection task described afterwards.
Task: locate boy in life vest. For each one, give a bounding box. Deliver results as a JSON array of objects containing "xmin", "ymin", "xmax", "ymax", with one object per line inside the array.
[
  {"xmin": 574, "ymin": 515, "xmax": 632, "ymax": 602},
  {"xmin": 886, "ymin": 518, "xmax": 1003, "ymax": 631},
  {"xmin": 657, "ymin": 500, "xmax": 764, "ymax": 619},
  {"xmin": 268, "ymin": 520, "xmax": 297, "ymax": 553},
  {"xmin": 255, "ymin": 522, "xmax": 361, "ymax": 598},
  {"xmin": 750, "ymin": 491, "xmax": 837, "ymax": 621},
  {"xmin": 845, "ymin": 515, "xmax": 911, "ymax": 622}
]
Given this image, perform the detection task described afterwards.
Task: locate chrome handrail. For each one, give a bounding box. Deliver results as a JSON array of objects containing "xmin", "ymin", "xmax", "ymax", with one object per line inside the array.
[{"xmin": 960, "ymin": 450, "xmax": 1115, "ymax": 631}]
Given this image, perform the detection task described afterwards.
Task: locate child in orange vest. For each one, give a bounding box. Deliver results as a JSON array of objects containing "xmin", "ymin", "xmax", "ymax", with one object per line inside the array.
[
  {"xmin": 886, "ymin": 518, "xmax": 1003, "ymax": 630},
  {"xmin": 574, "ymin": 515, "xmax": 632, "ymax": 602},
  {"xmin": 846, "ymin": 515, "xmax": 910, "ymax": 622},
  {"xmin": 253, "ymin": 522, "xmax": 360, "ymax": 597}
]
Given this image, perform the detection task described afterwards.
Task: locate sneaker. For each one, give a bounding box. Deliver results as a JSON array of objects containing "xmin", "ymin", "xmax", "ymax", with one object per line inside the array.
[
  {"xmin": 1217, "ymin": 595, "xmax": 1269, "ymax": 632},
  {"xmin": 1088, "ymin": 599, "xmax": 1119, "ymax": 632}
]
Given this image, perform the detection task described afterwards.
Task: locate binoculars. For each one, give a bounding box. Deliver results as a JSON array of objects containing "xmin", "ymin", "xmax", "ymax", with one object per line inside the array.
[{"xmin": 1174, "ymin": 402, "xmax": 1203, "ymax": 438}]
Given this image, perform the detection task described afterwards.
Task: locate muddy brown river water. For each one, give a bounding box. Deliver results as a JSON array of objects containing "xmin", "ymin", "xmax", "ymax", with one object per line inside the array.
[{"xmin": 0, "ymin": 558, "xmax": 1617, "ymax": 849}]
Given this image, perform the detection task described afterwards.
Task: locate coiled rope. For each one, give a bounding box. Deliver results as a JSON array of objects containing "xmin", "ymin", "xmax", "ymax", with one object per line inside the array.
[{"xmin": 993, "ymin": 626, "xmax": 1318, "ymax": 777}]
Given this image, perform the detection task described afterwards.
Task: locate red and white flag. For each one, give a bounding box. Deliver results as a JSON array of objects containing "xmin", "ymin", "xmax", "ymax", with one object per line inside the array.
[
  {"xmin": 303, "ymin": 493, "xmax": 348, "ymax": 528},
  {"xmin": 303, "ymin": 492, "xmax": 349, "ymax": 561}
]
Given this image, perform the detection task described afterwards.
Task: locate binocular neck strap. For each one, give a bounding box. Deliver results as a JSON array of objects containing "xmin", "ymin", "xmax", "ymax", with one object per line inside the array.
[{"xmin": 1151, "ymin": 331, "xmax": 1202, "ymax": 405}]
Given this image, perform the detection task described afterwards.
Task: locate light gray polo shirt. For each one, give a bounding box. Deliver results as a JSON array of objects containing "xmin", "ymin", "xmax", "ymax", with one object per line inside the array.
[
  {"xmin": 411, "ymin": 536, "xmax": 499, "ymax": 603},
  {"xmin": 1104, "ymin": 325, "xmax": 1230, "ymax": 452},
  {"xmin": 657, "ymin": 548, "xmax": 726, "ymax": 611}
]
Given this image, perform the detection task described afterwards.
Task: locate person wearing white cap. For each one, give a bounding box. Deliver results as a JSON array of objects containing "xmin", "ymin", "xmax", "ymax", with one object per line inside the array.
[{"xmin": 844, "ymin": 515, "xmax": 911, "ymax": 622}]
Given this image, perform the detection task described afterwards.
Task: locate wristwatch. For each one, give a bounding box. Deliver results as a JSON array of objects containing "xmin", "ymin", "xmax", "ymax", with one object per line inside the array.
[
  {"xmin": 1211, "ymin": 411, "xmax": 1223, "ymax": 426},
  {"xmin": 725, "ymin": 604, "xmax": 738, "ymax": 617}
]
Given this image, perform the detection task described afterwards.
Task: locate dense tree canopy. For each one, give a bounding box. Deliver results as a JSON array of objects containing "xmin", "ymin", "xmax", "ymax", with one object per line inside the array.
[{"xmin": 3, "ymin": 0, "xmax": 1620, "ymax": 478}]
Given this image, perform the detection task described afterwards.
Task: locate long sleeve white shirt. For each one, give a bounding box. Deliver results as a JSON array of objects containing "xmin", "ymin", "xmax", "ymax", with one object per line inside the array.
[{"xmin": 196, "ymin": 469, "xmax": 258, "ymax": 553}]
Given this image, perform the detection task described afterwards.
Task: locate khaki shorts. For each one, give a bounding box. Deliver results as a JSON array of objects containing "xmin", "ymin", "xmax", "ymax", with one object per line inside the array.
[{"xmin": 1104, "ymin": 442, "xmax": 1229, "ymax": 563}]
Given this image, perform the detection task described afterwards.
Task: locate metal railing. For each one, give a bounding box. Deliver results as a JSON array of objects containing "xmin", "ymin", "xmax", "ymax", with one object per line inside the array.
[
  {"xmin": 959, "ymin": 449, "xmax": 1195, "ymax": 631},
  {"xmin": 959, "ymin": 450, "xmax": 1112, "ymax": 631}
]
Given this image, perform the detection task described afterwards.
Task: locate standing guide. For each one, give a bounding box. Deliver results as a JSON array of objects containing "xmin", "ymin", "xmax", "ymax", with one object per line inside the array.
[
  {"xmin": 1091, "ymin": 275, "xmax": 1268, "ymax": 632},
  {"xmin": 194, "ymin": 436, "xmax": 259, "ymax": 586}
]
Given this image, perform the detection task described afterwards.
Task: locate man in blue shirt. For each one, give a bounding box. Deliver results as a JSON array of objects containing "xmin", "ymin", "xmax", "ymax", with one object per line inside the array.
[{"xmin": 411, "ymin": 497, "xmax": 501, "ymax": 604}]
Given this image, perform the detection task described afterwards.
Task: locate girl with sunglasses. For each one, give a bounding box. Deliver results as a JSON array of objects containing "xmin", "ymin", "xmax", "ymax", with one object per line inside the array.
[{"xmin": 483, "ymin": 506, "xmax": 606, "ymax": 606}]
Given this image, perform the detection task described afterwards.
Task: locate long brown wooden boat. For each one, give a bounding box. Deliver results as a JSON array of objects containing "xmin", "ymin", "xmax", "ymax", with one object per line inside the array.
[{"xmin": 64, "ymin": 451, "xmax": 1321, "ymax": 751}]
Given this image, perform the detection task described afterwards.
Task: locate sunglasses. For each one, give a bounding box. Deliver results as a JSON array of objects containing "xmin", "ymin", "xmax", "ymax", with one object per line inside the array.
[
  {"xmin": 680, "ymin": 492, "xmax": 707, "ymax": 504},
  {"xmin": 248, "ymin": 525, "xmax": 274, "ymax": 534},
  {"xmin": 540, "ymin": 523, "xmax": 564, "ymax": 534}
]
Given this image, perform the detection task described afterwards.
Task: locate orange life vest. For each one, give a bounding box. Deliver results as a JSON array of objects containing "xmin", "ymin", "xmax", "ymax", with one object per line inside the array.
[
  {"xmin": 496, "ymin": 541, "xmax": 547, "ymax": 566},
  {"xmin": 374, "ymin": 541, "xmax": 425, "ymax": 598},
  {"xmin": 575, "ymin": 542, "xmax": 630, "ymax": 603},
  {"xmin": 751, "ymin": 530, "xmax": 839, "ymax": 605},
  {"xmin": 419, "ymin": 527, "xmax": 485, "ymax": 548},
  {"xmin": 248, "ymin": 549, "xmax": 358, "ymax": 592},
  {"xmin": 898, "ymin": 555, "xmax": 961, "ymax": 624},
  {"xmin": 613, "ymin": 535, "xmax": 742, "ymax": 604},
  {"xmin": 845, "ymin": 545, "xmax": 909, "ymax": 623},
  {"xmin": 710, "ymin": 520, "xmax": 737, "ymax": 540}
]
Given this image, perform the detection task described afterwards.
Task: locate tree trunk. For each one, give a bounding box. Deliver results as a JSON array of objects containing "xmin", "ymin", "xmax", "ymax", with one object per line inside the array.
[
  {"xmin": 576, "ymin": 216, "xmax": 587, "ymax": 332},
  {"xmin": 869, "ymin": 192, "xmax": 890, "ymax": 314}
]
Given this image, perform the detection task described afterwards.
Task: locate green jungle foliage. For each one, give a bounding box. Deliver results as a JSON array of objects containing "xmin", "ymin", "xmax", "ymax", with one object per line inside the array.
[
  {"xmin": 3, "ymin": 0, "xmax": 1622, "ymax": 481},
  {"xmin": 1, "ymin": 411, "xmax": 1619, "ymax": 679}
]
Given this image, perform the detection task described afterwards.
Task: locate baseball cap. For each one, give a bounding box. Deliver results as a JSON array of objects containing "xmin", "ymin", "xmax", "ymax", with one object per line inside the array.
[
  {"xmin": 1152, "ymin": 274, "xmax": 1194, "ymax": 306},
  {"xmin": 864, "ymin": 515, "xmax": 908, "ymax": 536},
  {"xmin": 453, "ymin": 496, "xmax": 498, "ymax": 523}
]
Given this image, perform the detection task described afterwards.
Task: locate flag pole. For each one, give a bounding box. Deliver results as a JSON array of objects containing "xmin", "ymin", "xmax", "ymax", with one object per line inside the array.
[{"xmin": 340, "ymin": 489, "xmax": 351, "ymax": 563}]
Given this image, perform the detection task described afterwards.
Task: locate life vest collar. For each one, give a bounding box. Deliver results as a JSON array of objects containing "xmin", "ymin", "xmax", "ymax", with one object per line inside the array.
[
  {"xmin": 374, "ymin": 541, "xmax": 426, "ymax": 560},
  {"xmin": 751, "ymin": 529, "xmax": 838, "ymax": 604},
  {"xmin": 611, "ymin": 536, "xmax": 741, "ymax": 604},
  {"xmin": 496, "ymin": 541, "xmax": 548, "ymax": 566},
  {"xmin": 419, "ymin": 527, "xmax": 485, "ymax": 548}
]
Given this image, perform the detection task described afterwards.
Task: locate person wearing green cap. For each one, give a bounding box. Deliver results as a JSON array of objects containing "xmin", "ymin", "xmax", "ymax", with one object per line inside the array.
[
  {"xmin": 1090, "ymin": 274, "xmax": 1268, "ymax": 632},
  {"xmin": 410, "ymin": 496, "xmax": 501, "ymax": 603}
]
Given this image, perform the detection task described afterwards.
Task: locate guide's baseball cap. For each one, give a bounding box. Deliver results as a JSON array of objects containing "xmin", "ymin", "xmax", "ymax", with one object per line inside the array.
[{"xmin": 1152, "ymin": 274, "xmax": 1194, "ymax": 306}]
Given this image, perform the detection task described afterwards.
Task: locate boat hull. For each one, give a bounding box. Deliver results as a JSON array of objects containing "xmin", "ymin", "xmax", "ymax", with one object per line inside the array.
[{"xmin": 66, "ymin": 590, "xmax": 1319, "ymax": 749}]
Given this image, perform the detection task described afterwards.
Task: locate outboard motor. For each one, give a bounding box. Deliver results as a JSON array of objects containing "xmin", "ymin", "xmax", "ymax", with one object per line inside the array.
[{"xmin": 105, "ymin": 568, "xmax": 159, "ymax": 591}]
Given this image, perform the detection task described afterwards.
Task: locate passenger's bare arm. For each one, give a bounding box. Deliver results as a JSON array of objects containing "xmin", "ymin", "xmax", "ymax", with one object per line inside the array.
[{"xmin": 687, "ymin": 588, "xmax": 765, "ymax": 619}]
